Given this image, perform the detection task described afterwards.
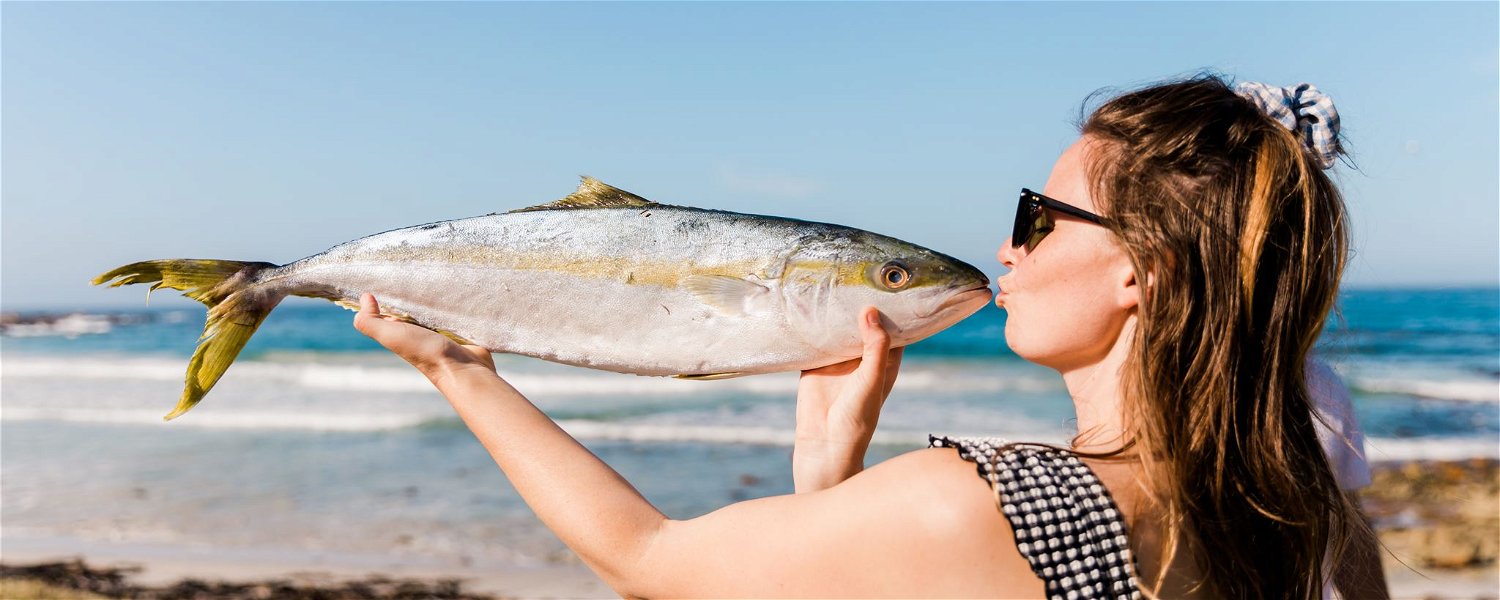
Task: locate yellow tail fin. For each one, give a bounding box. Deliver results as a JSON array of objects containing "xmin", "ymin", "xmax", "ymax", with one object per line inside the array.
[{"xmin": 93, "ymin": 259, "xmax": 282, "ymax": 420}]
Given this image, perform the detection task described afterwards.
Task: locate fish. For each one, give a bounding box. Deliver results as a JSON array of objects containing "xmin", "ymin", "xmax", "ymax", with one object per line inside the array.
[{"xmin": 93, "ymin": 177, "xmax": 993, "ymax": 420}]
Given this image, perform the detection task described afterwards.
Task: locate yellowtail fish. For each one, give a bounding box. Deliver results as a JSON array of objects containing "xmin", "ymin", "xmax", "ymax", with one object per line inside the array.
[{"xmin": 94, "ymin": 178, "xmax": 992, "ymax": 420}]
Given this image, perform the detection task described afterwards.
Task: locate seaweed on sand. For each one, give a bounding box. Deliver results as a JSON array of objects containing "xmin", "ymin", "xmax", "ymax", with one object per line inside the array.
[{"xmin": 0, "ymin": 559, "xmax": 496, "ymax": 600}]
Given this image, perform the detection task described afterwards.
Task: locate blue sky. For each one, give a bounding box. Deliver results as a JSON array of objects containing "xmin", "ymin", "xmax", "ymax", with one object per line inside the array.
[{"xmin": 4, "ymin": 2, "xmax": 1496, "ymax": 310}]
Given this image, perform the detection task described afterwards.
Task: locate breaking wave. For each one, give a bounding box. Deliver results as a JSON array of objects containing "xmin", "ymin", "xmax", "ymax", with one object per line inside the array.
[
  {"xmin": 1348, "ymin": 376, "xmax": 1499, "ymax": 403},
  {"xmin": 0, "ymin": 405, "xmax": 1068, "ymax": 445},
  {"xmin": 3, "ymin": 405, "xmax": 1490, "ymax": 461},
  {"xmin": 1365, "ymin": 436, "xmax": 1500, "ymax": 462},
  {"xmin": 0, "ymin": 355, "xmax": 1062, "ymax": 396},
  {"xmin": 0, "ymin": 407, "xmax": 438, "ymax": 432}
]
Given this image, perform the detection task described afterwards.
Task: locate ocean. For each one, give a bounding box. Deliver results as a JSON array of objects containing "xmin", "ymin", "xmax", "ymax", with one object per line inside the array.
[{"xmin": 3, "ymin": 288, "xmax": 1497, "ymax": 573}]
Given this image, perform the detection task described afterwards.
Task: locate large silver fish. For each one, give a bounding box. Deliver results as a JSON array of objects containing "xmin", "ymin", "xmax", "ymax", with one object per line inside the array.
[{"xmin": 94, "ymin": 178, "xmax": 992, "ymax": 420}]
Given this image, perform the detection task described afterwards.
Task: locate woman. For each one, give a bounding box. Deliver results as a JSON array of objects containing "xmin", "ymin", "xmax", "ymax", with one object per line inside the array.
[{"xmin": 354, "ymin": 75, "xmax": 1367, "ymax": 598}]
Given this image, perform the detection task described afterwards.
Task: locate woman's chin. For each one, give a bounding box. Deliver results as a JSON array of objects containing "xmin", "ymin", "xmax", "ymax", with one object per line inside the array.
[{"xmin": 1002, "ymin": 330, "xmax": 1058, "ymax": 369}]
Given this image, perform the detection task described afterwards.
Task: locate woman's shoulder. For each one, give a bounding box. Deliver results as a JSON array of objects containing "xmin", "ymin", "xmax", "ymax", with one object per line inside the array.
[
  {"xmin": 830, "ymin": 446, "xmax": 1048, "ymax": 596},
  {"xmin": 861, "ymin": 445, "xmax": 1012, "ymax": 527}
]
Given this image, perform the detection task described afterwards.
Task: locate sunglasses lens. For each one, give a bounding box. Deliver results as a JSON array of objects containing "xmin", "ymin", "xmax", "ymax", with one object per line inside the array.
[
  {"xmin": 1013, "ymin": 193, "xmax": 1054, "ymax": 252},
  {"xmin": 1012, "ymin": 200, "xmax": 1031, "ymax": 248},
  {"xmin": 1012, "ymin": 192, "xmax": 1039, "ymax": 248},
  {"xmin": 1025, "ymin": 207, "xmax": 1052, "ymax": 252}
]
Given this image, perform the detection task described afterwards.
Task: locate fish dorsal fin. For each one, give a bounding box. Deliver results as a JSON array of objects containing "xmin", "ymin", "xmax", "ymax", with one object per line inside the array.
[{"xmin": 510, "ymin": 176, "xmax": 657, "ymax": 213}]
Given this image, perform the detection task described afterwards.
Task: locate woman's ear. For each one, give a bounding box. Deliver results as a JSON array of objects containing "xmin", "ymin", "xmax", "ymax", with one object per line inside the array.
[
  {"xmin": 1122, "ymin": 250, "xmax": 1172, "ymax": 310},
  {"xmin": 1118, "ymin": 267, "xmax": 1145, "ymax": 311}
]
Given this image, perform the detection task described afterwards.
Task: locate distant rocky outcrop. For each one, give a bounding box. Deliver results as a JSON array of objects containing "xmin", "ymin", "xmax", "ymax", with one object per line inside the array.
[{"xmin": 1365, "ymin": 458, "xmax": 1500, "ymax": 570}]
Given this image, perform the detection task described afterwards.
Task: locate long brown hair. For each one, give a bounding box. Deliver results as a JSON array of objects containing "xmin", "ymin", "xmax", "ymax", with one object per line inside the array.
[{"xmin": 1080, "ymin": 75, "xmax": 1358, "ymax": 598}]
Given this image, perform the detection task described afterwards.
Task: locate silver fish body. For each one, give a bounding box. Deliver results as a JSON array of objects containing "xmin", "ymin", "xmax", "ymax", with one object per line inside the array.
[{"xmin": 95, "ymin": 178, "xmax": 992, "ymax": 418}]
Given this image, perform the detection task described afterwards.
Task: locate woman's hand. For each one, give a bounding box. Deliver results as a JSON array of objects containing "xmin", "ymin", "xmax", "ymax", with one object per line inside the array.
[
  {"xmin": 352, "ymin": 293, "xmax": 496, "ymax": 387},
  {"xmin": 794, "ymin": 307, "xmax": 904, "ymax": 493}
]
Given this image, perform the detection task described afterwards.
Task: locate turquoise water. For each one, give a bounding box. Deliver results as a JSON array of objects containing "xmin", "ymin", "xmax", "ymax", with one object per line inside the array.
[{"xmin": 2, "ymin": 287, "xmax": 1496, "ymax": 568}]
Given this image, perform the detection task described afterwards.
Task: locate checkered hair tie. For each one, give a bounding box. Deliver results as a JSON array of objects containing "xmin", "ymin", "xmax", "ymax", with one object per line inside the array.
[{"xmin": 1233, "ymin": 81, "xmax": 1342, "ymax": 169}]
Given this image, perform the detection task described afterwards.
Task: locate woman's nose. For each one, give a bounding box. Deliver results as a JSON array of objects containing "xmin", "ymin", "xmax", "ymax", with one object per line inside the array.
[{"xmin": 996, "ymin": 238, "xmax": 1019, "ymax": 268}]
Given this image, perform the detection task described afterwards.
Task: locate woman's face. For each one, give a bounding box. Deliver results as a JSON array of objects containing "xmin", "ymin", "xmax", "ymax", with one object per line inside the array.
[{"xmin": 995, "ymin": 138, "xmax": 1138, "ymax": 371}]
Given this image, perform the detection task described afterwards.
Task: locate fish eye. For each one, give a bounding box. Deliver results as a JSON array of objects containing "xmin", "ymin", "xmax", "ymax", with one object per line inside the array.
[{"xmin": 879, "ymin": 262, "xmax": 911, "ymax": 290}]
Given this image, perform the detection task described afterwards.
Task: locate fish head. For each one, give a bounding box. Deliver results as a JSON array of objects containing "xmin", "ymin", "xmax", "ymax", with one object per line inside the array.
[{"xmin": 780, "ymin": 229, "xmax": 992, "ymax": 358}]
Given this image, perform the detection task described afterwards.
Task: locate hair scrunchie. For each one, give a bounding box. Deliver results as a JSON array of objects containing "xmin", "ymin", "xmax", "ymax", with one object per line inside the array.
[{"xmin": 1233, "ymin": 81, "xmax": 1342, "ymax": 169}]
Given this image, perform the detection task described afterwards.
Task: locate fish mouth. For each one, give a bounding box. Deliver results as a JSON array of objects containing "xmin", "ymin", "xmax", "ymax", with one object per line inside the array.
[{"xmin": 919, "ymin": 285, "xmax": 993, "ymax": 319}]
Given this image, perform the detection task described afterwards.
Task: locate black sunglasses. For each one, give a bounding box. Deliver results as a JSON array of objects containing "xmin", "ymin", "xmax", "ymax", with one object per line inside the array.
[{"xmin": 1012, "ymin": 188, "xmax": 1108, "ymax": 252}]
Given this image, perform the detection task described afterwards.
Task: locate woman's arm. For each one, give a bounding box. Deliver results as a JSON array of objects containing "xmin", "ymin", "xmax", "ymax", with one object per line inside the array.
[
  {"xmin": 353, "ymin": 294, "xmax": 665, "ymax": 585},
  {"xmin": 793, "ymin": 310, "xmax": 904, "ymax": 492},
  {"xmin": 353, "ymin": 294, "xmax": 1026, "ymax": 598}
]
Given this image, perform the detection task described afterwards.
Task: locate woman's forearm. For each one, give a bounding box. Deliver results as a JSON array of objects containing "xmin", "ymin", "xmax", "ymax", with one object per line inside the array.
[{"xmin": 430, "ymin": 363, "xmax": 666, "ymax": 588}]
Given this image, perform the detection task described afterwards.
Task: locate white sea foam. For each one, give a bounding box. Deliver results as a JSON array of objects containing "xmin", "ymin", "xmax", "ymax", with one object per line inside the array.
[
  {"xmin": 2, "ymin": 395, "xmax": 1491, "ymax": 460},
  {"xmin": 1, "ymin": 314, "xmax": 113, "ymax": 338},
  {"xmin": 2, "ymin": 357, "xmax": 187, "ymax": 381},
  {"xmin": 555, "ymin": 421, "xmax": 800, "ymax": 445},
  {"xmin": 548, "ymin": 420, "xmax": 1046, "ymax": 446},
  {"xmin": 0, "ymin": 407, "xmax": 437, "ymax": 431},
  {"xmin": 0, "ymin": 353, "xmax": 1069, "ymax": 439},
  {"xmin": 8, "ymin": 355, "xmax": 1492, "ymax": 459},
  {"xmin": 1365, "ymin": 436, "xmax": 1500, "ymax": 462},
  {"xmin": 1351, "ymin": 377, "xmax": 1499, "ymax": 403},
  {"xmin": 0, "ymin": 404, "xmax": 1067, "ymax": 445},
  {"xmin": 1, "ymin": 355, "xmax": 1061, "ymax": 397},
  {"xmin": 12, "ymin": 403, "xmax": 1486, "ymax": 460}
]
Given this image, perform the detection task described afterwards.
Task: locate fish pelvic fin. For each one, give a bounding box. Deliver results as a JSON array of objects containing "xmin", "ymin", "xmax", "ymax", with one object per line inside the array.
[
  {"xmin": 93, "ymin": 259, "xmax": 284, "ymax": 420},
  {"xmin": 331, "ymin": 298, "xmax": 472, "ymax": 344},
  {"xmin": 509, "ymin": 176, "xmax": 656, "ymax": 213},
  {"xmin": 673, "ymin": 372, "xmax": 746, "ymax": 381}
]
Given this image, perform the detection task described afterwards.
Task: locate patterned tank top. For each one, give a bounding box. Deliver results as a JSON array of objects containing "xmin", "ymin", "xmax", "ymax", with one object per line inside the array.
[{"xmin": 930, "ymin": 435, "xmax": 1142, "ymax": 600}]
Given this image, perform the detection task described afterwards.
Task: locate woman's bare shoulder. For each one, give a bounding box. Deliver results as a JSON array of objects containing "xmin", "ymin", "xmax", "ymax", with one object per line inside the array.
[
  {"xmin": 852, "ymin": 448, "xmax": 1003, "ymax": 525},
  {"xmin": 632, "ymin": 447, "xmax": 1045, "ymax": 598},
  {"xmin": 838, "ymin": 447, "xmax": 1047, "ymax": 597}
]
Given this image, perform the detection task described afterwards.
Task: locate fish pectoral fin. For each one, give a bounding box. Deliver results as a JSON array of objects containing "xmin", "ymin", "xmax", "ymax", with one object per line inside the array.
[
  {"xmin": 682, "ymin": 274, "xmax": 770, "ymax": 316},
  {"xmin": 509, "ymin": 176, "xmax": 657, "ymax": 213},
  {"xmin": 674, "ymin": 372, "xmax": 746, "ymax": 381}
]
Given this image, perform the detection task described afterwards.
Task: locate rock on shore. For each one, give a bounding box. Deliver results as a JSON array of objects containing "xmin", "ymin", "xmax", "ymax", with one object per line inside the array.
[{"xmin": 1364, "ymin": 458, "xmax": 1499, "ymax": 570}]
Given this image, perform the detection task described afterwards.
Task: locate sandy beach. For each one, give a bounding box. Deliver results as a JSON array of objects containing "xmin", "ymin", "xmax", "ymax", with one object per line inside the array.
[{"xmin": 4, "ymin": 458, "xmax": 1495, "ymax": 599}]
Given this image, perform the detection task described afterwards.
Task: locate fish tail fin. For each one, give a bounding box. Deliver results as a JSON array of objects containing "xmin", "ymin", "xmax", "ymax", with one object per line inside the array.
[{"xmin": 93, "ymin": 259, "xmax": 284, "ymax": 420}]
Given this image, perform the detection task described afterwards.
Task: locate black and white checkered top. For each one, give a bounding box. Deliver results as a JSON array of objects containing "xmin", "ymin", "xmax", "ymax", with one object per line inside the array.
[{"xmin": 930, "ymin": 435, "xmax": 1142, "ymax": 600}]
